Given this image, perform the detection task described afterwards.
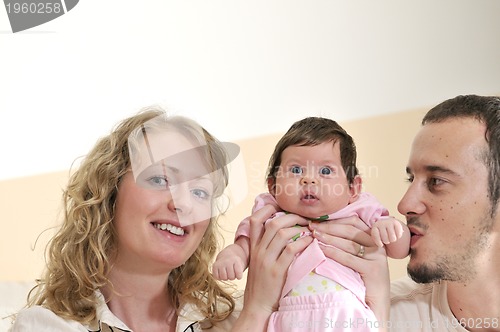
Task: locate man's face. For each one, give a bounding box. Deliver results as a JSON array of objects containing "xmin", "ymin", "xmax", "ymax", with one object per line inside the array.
[{"xmin": 398, "ymin": 117, "xmax": 497, "ymax": 283}]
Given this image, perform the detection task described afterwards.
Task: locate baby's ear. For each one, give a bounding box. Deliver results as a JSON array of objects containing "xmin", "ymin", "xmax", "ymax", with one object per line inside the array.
[
  {"xmin": 348, "ymin": 175, "xmax": 362, "ymax": 203},
  {"xmin": 267, "ymin": 177, "xmax": 276, "ymax": 196}
]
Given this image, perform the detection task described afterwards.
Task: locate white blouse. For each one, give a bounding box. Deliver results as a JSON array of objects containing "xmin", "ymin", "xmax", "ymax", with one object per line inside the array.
[{"xmin": 8, "ymin": 292, "xmax": 241, "ymax": 332}]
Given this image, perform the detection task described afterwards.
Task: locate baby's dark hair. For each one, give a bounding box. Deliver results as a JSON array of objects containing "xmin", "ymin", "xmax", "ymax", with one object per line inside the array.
[{"xmin": 267, "ymin": 116, "xmax": 358, "ymax": 185}]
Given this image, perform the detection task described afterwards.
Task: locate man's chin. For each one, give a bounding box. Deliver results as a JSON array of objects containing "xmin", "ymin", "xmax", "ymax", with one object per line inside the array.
[{"xmin": 407, "ymin": 264, "xmax": 446, "ymax": 284}]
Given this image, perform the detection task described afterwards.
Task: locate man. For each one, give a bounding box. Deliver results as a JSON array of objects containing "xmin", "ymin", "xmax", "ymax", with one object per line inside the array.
[{"xmin": 390, "ymin": 95, "xmax": 500, "ymax": 331}]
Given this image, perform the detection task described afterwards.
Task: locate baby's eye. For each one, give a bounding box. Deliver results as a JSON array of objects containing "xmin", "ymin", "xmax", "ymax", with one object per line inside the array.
[
  {"xmin": 290, "ymin": 166, "xmax": 303, "ymax": 174},
  {"xmin": 319, "ymin": 167, "xmax": 333, "ymax": 175}
]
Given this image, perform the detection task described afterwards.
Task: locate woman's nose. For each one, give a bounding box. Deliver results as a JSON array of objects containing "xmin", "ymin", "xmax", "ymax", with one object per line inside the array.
[{"xmin": 167, "ymin": 185, "xmax": 192, "ymax": 214}]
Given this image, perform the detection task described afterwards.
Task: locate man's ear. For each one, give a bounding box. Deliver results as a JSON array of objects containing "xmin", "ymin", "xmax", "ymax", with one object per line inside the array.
[
  {"xmin": 267, "ymin": 177, "xmax": 276, "ymax": 196},
  {"xmin": 348, "ymin": 175, "xmax": 362, "ymax": 203}
]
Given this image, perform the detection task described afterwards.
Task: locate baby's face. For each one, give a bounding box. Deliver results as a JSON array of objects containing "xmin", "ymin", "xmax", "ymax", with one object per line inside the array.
[{"xmin": 272, "ymin": 141, "xmax": 357, "ymax": 219}]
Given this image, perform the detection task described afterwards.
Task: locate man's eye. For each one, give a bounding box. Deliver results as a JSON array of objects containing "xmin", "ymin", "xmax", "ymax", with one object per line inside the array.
[
  {"xmin": 428, "ymin": 177, "xmax": 444, "ymax": 188},
  {"xmin": 319, "ymin": 167, "xmax": 333, "ymax": 175},
  {"xmin": 290, "ymin": 166, "xmax": 302, "ymax": 174}
]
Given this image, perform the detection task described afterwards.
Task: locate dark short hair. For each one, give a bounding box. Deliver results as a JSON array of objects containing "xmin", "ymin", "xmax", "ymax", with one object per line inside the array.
[
  {"xmin": 266, "ymin": 116, "xmax": 358, "ymax": 186},
  {"xmin": 423, "ymin": 95, "xmax": 500, "ymax": 212}
]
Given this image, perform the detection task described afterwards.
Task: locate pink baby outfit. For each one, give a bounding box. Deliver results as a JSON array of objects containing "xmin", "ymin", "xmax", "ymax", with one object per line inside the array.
[{"xmin": 235, "ymin": 192, "xmax": 388, "ymax": 332}]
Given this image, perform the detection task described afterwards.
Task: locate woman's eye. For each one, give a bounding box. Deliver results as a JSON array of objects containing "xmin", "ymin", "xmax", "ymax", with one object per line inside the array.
[
  {"xmin": 319, "ymin": 167, "xmax": 333, "ymax": 175},
  {"xmin": 147, "ymin": 176, "xmax": 168, "ymax": 187},
  {"xmin": 192, "ymin": 188, "xmax": 210, "ymax": 200},
  {"xmin": 290, "ymin": 166, "xmax": 302, "ymax": 174}
]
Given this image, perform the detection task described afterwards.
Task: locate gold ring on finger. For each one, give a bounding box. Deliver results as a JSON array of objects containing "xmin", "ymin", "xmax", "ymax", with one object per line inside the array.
[{"xmin": 357, "ymin": 245, "xmax": 365, "ymax": 258}]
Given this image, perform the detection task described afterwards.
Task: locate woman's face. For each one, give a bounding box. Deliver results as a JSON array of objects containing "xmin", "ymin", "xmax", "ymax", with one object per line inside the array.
[{"xmin": 113, "ymin": 131, "xmax": 214, "ymax": 273}]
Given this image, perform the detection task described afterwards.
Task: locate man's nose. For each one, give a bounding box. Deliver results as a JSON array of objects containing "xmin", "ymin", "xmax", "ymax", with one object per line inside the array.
[{"xmin": 397, "ymin": 181, "xmax": 425, "ymax": 217}]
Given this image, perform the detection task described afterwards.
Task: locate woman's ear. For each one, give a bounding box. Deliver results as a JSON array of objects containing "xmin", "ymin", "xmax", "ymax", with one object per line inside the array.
[{"xmin": 348, "ymin": 175, "xmax": 362, "ymax": 203}]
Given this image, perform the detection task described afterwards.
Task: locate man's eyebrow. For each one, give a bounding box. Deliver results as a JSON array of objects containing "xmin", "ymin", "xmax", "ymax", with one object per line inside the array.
[{"xmin": 405, "ymin": 165, "xmax": 459, "ymax": 176}]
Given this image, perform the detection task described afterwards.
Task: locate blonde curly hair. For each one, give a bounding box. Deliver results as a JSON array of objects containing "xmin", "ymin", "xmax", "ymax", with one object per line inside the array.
[{"xmin": 27, "ymin": 107, "xmax": 235, "ymax": 326}]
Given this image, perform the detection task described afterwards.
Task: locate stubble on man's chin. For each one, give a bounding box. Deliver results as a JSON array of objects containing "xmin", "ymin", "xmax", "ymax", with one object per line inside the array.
[
  {"xmin": 407, "ymin": 250, "xmax": 476, "ymax": 284},
  {"xmin": 407, "ymin": 250, "xmax": 449, "ymax": 284},
  {"xmin": 408, "ymin": 262, "xmax": 450, "ymax": 284},
  {"xmin": 407, "ymin": 208, "xmax": 493, "ymax": 284}
]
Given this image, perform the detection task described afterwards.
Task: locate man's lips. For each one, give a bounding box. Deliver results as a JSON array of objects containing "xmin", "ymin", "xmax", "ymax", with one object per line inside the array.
[
  {"xmin": 408, "ymin": 225, "xmax": 423, "ymax": 235},
  {"xmin": 408, "ymin": 226, "xmax": 423, "ymax": 247}
]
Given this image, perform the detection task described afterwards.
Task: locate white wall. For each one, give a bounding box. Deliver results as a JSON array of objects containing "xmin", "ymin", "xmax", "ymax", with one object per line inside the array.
[{"xmin": 1, "ymin": 0, "xmax": 500, "ymax": 180}]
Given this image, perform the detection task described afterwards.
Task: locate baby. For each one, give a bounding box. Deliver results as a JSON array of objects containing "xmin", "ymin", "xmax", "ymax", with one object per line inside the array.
[{"xmin": 213, "ymin": 117, "xmax": 410, "ymax": 331}]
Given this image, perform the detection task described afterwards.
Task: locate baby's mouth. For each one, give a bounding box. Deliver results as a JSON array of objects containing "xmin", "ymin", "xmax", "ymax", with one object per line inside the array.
[
  {"xmin": 303, "ymin": 194, "xmax": 317, "ymax": 199},
  {"xmin": 152, "ymin": 222, "xmax": 186, "ymax": 236},
  {"xmin": 300, "ymin": 193, "xmax": 319, "ymax": 204}
]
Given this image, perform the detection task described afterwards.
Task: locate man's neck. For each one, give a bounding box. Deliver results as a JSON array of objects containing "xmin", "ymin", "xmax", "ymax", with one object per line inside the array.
[{"xmin": 447, "ymin": 255, "xmax": 500, "ymax": 331}]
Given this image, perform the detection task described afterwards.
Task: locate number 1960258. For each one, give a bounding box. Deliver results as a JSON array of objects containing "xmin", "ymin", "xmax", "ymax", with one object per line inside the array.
[{"xmin": 6, "ymin": 2, "xmax": 63, "ymax": 14}]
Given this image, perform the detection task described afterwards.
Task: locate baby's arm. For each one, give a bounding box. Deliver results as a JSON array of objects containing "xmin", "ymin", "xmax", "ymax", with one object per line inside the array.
[
  {"xmin": 212, "ymin": 236, "xmax": 250, "ymax": 280},
  {"xmin": 371, "ymin": 217, "xmax": 410, "ymax": 259}
]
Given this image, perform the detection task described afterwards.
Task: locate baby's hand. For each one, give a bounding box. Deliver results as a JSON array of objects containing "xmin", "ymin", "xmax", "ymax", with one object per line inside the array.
[
  {"xmin": 371, "ymin": 217, "xmax": 404, "ymax": 248},
  {"xmin": 212, "ymin": 244, "xmax": 248, "ymax": 280}
]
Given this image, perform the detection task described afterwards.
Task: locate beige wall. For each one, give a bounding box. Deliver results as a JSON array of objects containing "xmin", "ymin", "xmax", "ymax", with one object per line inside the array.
[{"xmin": 0, "ymin": 108, "xmax": 426, "ymax": 286}]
